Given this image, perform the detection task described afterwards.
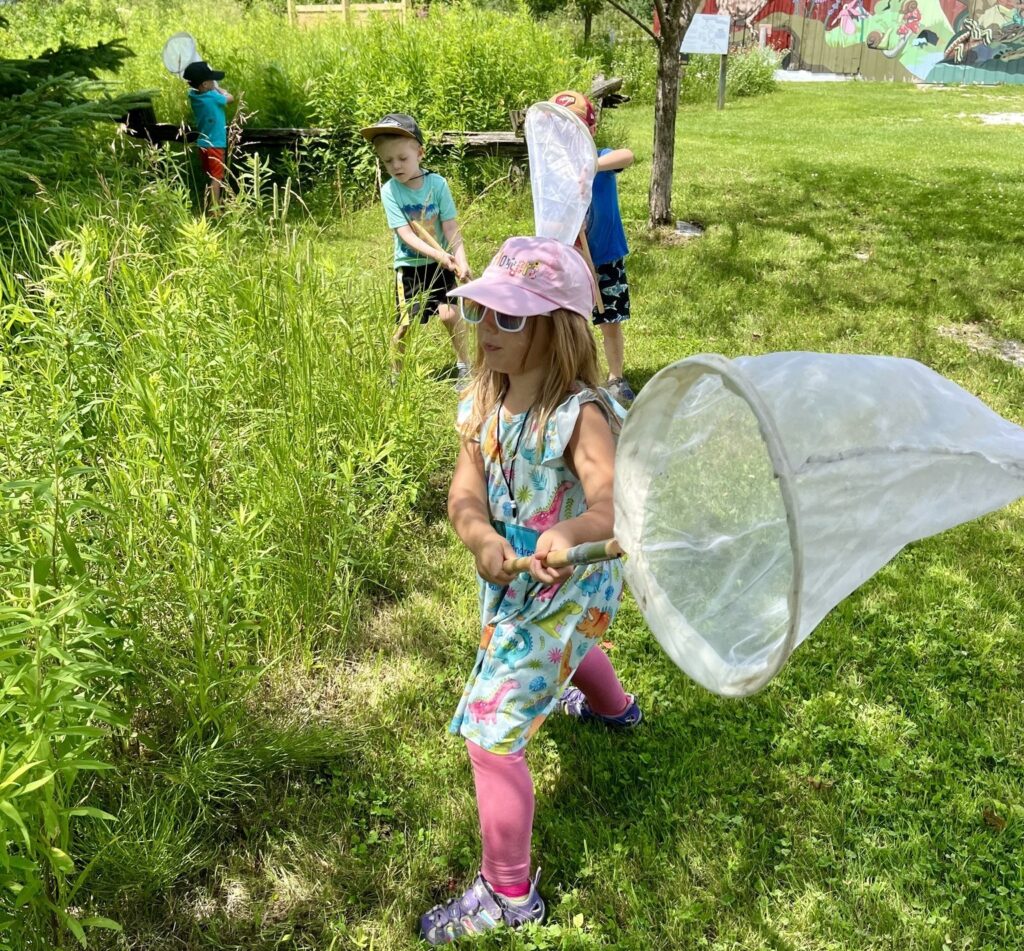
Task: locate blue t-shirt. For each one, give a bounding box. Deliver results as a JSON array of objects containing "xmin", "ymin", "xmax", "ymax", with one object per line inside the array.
[
  {"xmin": 188, "ymin": 88, "xmax": 229, "ymax": 149},
  {"xmin": 381, "ymin": 172, "xmax": 457, "ymax": 269},
  {"xmin": 586, "ymin": 147, "xmax": 629, "ymax": 267}
]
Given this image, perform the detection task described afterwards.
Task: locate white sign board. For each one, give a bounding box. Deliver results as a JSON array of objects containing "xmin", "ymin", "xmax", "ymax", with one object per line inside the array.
[{"xmin": 680, "ymin": 14, "xmax": 731, "ymax": 55}]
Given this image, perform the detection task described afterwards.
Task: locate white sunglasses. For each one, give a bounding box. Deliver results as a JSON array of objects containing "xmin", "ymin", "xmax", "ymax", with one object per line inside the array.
[{"xmin": 459, "ymin": 300, "xmax": 529, "ymax": 333}]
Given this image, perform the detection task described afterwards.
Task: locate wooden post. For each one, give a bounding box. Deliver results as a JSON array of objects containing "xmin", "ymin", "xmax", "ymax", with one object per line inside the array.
[
  {"xmin": 286, "ymin": 0, "xmax": 295, "ymax": 26},
  {"xmin": 717, "ymin": 53, "xmax": 727, "ymax": 110},
  {"xmin": 342, "ymin": 0, "xmax": 350, "ymax": 23}
]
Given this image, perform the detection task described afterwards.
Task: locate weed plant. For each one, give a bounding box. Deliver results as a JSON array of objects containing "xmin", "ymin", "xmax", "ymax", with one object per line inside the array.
[
  {"xmin": 1, "ymin": 153, "xmax": 449, "ymax": 945},
  {"xmin": 2, "ymin": 0, "xmax": 597, "ymax": 196}
]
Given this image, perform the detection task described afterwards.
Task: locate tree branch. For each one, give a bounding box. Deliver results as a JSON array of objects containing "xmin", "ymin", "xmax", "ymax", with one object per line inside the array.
[{"xmin": 605, "ymin": 0, "xmax": 659, "ymax": 42}]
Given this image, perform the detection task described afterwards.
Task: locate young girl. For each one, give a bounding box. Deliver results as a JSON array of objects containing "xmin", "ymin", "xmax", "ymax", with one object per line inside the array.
[{"xmin": 419, "ymin": 236, "xmax": 643, "ymax": 945}]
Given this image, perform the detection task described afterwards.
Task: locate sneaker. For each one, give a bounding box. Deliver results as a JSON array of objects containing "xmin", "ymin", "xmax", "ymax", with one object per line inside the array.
[
  {"xmin": 605, "ymin": 376, "xmax": 636, "ymax": 406},
  {"xmin": 561, "ymin": 686, "xmax": 644, "ymax": 729},
  {"xmin": 419, "ymin": 871, "xmax": 545, "ymax": 945}
]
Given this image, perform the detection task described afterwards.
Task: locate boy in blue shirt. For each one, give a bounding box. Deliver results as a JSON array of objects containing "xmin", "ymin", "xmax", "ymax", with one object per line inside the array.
[
  {"xmin": 361, "ymin": 113, "xmax": 472, "ymax": 384},
  {"xmin": 551, "ymin": 91, "xmax": 636, "ymax": 405},
  {"xmin": 183, "ymin": 60, "xmax": 234, "ymax": 211}
]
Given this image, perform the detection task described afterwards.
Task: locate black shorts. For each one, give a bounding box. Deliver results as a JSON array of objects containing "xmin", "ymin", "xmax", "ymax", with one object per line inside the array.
[
  {"xmin": 395, "ymin": 263, "xmax": 457, "ymax": 326},
  {"xmin": 592, "ymin": 257, "xmax": 631, "ymax": 326}
]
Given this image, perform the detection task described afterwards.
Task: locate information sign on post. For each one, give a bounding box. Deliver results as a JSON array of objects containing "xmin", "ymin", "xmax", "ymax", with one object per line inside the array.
[{"xmin": 680, "ymin": 14, "xmax": 732, "ymax": 110}]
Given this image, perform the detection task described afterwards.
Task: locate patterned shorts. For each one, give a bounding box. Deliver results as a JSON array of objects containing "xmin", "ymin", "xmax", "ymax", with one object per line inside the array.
[{"xmin": 592, "ymin": 257, "xmax": 631, "ymax": 326}]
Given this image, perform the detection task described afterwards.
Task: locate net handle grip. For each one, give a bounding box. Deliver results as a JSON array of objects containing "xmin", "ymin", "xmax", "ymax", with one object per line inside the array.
[{"xmin": 503, "ymin": 538, "xmax": 623, "ymax": 574}]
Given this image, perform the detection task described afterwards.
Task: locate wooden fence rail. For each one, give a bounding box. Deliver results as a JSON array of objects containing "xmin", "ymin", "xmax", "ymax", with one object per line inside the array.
[{"xmin": 286, "ymin": 0, "xmax": 411, "ymax": 26}]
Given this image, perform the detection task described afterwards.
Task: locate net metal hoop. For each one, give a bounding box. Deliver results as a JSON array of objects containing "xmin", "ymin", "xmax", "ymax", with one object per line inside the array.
[
  {"xmin": 617, "ymin": 354, "xmax": 805, "ymax": 697},
  {"xmin": 162, "ymin": 32, "xmax": 198, "ymax": 76},
  {"xmin": 524, "ymin": 101, "xmax": 598, "ymax": 161}
]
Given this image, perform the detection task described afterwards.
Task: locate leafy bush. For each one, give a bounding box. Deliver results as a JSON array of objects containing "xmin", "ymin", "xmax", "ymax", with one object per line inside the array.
[
  {"xmin": 0, "ymin": 157, "xmax": 450, "ymax": 946},
  {"xmin": 681, "ymin": 46, "xmax": 782, "ymax": 103},
  {"xmin": 2, "ymin": 0, "xmax": 596, "ymax": 196},
  {"xmin": 0, "ymin": 31, "xmax": 146, "ymax": 213},
  {"xmin": 308, "ymin": 2, "xmax": 596, "ymax": 193},
  {"xmin": 610, "ymin": 36, "xmax": 658, "ymax": 104}
]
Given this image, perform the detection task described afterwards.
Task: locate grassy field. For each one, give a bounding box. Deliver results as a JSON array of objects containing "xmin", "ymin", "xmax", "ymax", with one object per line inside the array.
[{"xmin": 4, "ymin": 75, "xmax": 1024, "ymax": 949}]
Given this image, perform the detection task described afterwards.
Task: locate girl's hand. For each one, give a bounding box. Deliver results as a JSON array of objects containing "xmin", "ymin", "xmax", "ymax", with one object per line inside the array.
[
  {"xmin": 474, "ymin": 532, "xmax": 518, "ymax": 586},
  {"xmin": 529, "ymin": 528, "xmax": 575, "ymax": 586},
  {"xmin": 440, "ymin": 252, "xmax": 458, "ymax": 272}
]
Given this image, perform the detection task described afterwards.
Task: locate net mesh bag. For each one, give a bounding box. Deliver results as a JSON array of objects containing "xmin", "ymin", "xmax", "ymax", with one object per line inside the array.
[
  {"xmin": 524, "ymin": 102, "xmax": 596, "ymax": 245},
  {"xmin": 615, "ymin": 352, "xmax": 1024, "ymax": 698}
]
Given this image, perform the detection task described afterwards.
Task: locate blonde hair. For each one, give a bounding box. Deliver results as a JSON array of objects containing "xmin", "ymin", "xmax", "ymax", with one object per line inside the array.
[{"xmin": 458, "ymin": 309, "xmax": 619, "ymax": 448}]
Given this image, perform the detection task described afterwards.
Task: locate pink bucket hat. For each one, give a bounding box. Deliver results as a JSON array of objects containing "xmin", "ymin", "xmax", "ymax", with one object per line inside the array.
[{"xmin": 448, "ymin": 236, "xmax": 597, "ymax": 319}]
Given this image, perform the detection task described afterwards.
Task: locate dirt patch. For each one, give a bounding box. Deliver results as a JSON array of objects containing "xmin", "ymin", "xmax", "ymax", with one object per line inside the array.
[
  {"xmin": 939, "ymin": 324, "xmax": 1024, "ymax": 369},
  {"xmin": 956, "ymin": 111, "xmax": 1024, "ymax": 125}
]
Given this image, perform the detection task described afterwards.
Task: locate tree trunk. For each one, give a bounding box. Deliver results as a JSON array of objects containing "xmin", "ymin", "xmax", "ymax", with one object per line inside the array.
[
  {"xmin": 584, "ymin": 10, "xmax": 593, "ymax": 43},
  {"xmin": 648, "ymin": 35, "xmax": 682, "ymax": 228}
]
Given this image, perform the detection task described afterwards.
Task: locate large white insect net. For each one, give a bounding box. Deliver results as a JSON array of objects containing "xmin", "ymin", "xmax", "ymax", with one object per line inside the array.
[
  {"xmin": 615, "ymin": 352, "xmax": 1024, "ymax": 698},
  {"xmin": 523, "ymin": 102, "xmax": 596, "ymax": 245}
]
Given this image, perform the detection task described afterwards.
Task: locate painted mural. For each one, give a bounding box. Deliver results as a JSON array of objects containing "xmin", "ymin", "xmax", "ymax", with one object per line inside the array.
[{"xmin": 700, "ymin": 0, "xmax": 1024, "ymax": 83}]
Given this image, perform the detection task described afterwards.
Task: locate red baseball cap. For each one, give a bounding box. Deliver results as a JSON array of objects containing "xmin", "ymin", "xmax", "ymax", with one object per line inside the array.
[{"xmin": 550, "ymin": 90, "xmax": 597, "ymax": 131}]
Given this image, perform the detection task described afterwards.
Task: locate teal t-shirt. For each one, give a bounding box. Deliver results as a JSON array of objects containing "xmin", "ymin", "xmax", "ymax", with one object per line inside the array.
[
  {"xmin": 380, "ymin": 172, "xmax": 457, "ymax": 269},
  {"xmin": 188, "ymin": 88, "xmax": 229, "ymax": 149}
]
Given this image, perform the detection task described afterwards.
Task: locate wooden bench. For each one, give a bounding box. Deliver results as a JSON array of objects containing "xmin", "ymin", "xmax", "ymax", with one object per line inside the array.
[
  {"xmin": 119, "ymin": 75, "xmax": 628, "ymax": 162},
  {"xmin": 439, "ymin": 76, "xmax": 628, "ymax": 159}
]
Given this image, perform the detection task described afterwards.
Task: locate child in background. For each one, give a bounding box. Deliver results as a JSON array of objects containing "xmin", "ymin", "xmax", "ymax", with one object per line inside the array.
[
  {"xmin": 419, "ymin": 236, "xmax": 643, "ymax": 945},
  {"xmin": 182, "ymin": 60, "xmax": 234, "ymax": 211},
  {"xmin": 361, "ymin": 113, "xmax": 472, "ymax": 384},
  {"xmin": 551, "ymin": 91, "xmax": 637, "ymax": 406}
]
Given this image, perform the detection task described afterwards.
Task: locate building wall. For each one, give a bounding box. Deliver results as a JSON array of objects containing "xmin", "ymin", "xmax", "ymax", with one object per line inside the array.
[{"xmin": 701, "ymin": 0, "xmax": 1024, "ymax": 83}]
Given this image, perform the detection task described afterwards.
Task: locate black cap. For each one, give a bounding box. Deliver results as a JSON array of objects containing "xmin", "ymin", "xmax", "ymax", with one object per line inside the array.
[
  {"xmin": 183, "ymin": 61, "xmax": 225, "ymax": 87},
  {"xmin": 360, "ymin": 113, "xmax": 424, "ymax": 145}
]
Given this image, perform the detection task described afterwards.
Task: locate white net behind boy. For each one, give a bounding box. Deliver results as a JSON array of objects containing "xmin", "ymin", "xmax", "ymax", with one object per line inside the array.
[
  {"xmin": 615, "ymin": 352, "xmax": 1024, "ymax": 698},
  {"xmin": 524, "ymin": 102, "xmax": 597, "ymax": 246}
]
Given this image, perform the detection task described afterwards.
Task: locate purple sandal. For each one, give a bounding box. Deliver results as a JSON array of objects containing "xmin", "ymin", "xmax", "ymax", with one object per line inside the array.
[{"xmin": 419, "ymin": 871, "xmax": 545, "ymax": 945}]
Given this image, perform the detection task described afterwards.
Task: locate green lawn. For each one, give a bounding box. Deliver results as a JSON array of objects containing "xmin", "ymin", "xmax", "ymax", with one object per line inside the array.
[{"xmin": 73, "ymin": 82, "xmax": 1024, "ymax": 949}]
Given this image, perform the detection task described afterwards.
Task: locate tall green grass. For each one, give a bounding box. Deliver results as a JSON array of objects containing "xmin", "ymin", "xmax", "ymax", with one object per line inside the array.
[{"xmin": 1, "ymin": 154, "xmax": 449, "ymax": 946}]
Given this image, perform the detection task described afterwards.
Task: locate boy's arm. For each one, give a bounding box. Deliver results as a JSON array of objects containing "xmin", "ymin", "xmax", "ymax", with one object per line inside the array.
[
  {"xmin": 597, "ymin": 148, "xmax": 634, "ymax": 172},
  {"xmin": 394, "ymin": 224, "xmax": 456, "ymax": 269},
  {"xmin": 441, "ymin": 218, "xmax": 471, "ymax": 281}
]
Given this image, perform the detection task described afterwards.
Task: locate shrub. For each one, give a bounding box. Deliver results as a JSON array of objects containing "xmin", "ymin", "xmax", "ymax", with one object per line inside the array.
[
  {"xmin": 308, "ymin": 2, "xmax": 596, "ymax": 194},
  {"xmin": 0, "ymin": 157, "xmax": 450, "ymax": 946},
  {"xmin": 681, "ymin": 46, "xmax": 782, "ymax": 103}
]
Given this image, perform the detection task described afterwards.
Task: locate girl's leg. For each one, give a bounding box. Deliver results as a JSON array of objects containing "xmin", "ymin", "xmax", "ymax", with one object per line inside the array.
[
  {"xmin": 572, "ymin": 645, "xmax": 630, "ymax": 717},
  {"xmin": 466, "ymin": 740, "xmax": 533, "ymax": 896}
]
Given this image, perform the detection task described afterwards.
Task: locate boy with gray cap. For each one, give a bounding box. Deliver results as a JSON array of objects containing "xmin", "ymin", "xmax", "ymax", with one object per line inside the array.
[{"xmin": 361, "ymin": 112, "xmax": 472, "ymax": 384}]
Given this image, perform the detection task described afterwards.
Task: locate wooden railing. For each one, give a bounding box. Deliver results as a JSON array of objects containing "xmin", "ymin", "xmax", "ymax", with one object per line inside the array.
[{"xmin": 286, "ymin": 0, "xmax": 411, "ymax": 26}]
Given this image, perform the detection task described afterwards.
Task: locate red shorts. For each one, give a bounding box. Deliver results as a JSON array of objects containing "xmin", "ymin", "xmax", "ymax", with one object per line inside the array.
[{"xmin": 198, "ymin": 147, "xmax": 226, "ymax": 181}]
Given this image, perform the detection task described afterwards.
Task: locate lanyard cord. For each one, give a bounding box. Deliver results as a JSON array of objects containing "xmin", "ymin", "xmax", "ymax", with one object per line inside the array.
[{"xmin": 497, "ymin": 400, "xmax": 531, "ymax": 521}]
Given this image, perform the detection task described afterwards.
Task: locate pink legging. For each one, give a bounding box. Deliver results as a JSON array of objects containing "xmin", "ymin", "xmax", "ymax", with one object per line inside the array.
[{"xmin": 468, "ymin": 646, "xmax": 629, "ymax": 891}]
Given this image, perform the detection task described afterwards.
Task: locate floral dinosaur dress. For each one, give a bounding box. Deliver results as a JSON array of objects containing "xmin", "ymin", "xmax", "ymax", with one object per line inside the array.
[{"xmin": 450, "ymin": 387, "xmax": 626, "ymax": 755}]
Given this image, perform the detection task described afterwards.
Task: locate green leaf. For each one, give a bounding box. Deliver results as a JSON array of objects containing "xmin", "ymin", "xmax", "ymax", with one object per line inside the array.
[
  {"xmin": 59, "ymin": 527, "xmax": 87, "ymax": 576},
  {"xmin": 82, "ymin": 917, "xmax": 122, "ymax": 932},
  {"xmin": 11, "ymin": 772, "xmax": 53, "ymax": 797},
  {"xmin": 0, "ymin": 802, "xmax": 30, "ymax": 848},
  {"xmin": 57, "ymin": 907, "xmax": 87, "ymax": 947},
  {"xmin": 48, "ymin": 847, "xmax": 75, "ymax": 874}
]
